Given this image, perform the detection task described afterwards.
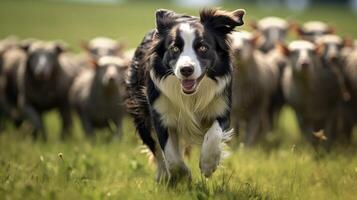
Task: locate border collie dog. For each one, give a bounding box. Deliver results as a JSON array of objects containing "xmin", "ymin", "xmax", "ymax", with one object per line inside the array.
[{"xmin": 126, "ymin": 8, "xmax": 245, "ymax": 182}]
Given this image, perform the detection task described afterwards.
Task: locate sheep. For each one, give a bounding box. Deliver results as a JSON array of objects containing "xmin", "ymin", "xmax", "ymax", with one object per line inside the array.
[
  {"xmin": 0, "ymin": 44, "xmax": 6, "ymax": 131},
  {"xmin": 0, "ymin": 37, "xmax": 34, "ymax": 130},
  {"xmin": 341, "ymin": 47, "xmax": 357, "ymax": 140},
  {"xmin": 17, "ymin": 40, "xmax": 78, "ymax": 140},
  {"xmin": 230, "ymin": 31, "xmax": 279, "ymax": 146},
  {"xmin": 0, "ymin": 42, "xmax": 28, "ymax": 128},
  {"xmin": 314, "ymin": 34, "xmax": 355, "ymax": 144},
  {"xmin": 250, "ymin": 16, "xmax": 290, "ymax": 53},
  {"xmin": 295, "ymin": 21, "xmax": 334, "ymax": 42},
  {"xmin": 344, "ymin": 48, "xmax": 357, "ymax": 102},
  {"xmin": 69, "ymin": 55, "xmax": 128, "ymax": 138},
  {"xmin": 78, "ymin": 37, "xmax": 127, "ymax": 68},
  {"xmin": 250, "ymin": 17, "xmax": 291, "ymax": 127},
  {"xmin": 315, "ymin": 34, "xmax": 351, "ymax": 100},
  {"xmin": 79, "ymin": 37, "xmax": 131, "ymax": 100},
  {"xmin": 281, "ymin": 40, "xmax": 343, "ymax": 149},
  {"xmin": 265, "ymin": 43, "xmax": 290, "ymax": 128},
  {"xmin": 0, "ymin": 36, "xmax": 19, "ymax": 52}
]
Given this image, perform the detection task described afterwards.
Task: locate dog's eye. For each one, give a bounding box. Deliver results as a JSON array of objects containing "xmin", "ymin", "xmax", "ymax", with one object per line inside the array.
[
  {"xmin": 170, "ymin": 46, "xmax": 180, "ymax": 53},
  {"xmin": 198, "ymin": 45, "xmax": 208, "ymax": 53}
]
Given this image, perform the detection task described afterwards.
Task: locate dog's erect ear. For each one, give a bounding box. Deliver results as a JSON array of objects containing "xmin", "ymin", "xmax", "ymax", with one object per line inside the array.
[
  {"xmin": 200, "ymin": 8, "xmax": 245, "ymax": 35},
  {"xmin": 155, "ymin": 9, "xmax": 178, "ymax": 35}
]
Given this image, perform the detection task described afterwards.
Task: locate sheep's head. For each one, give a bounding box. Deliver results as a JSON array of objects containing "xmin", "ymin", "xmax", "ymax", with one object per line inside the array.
[
  {"xmin": 82, "ymin": 37, "xmax": 125, "ymax": 60},
  {"xmin": 92, "ymin": 56, "xmax": 128, "ymax": 90},
  {"xmin": 250, "ymin": 17, "xmax": 290, "ymax": 52},
  {"xmin": 230, "ymin": 31, "xmax": 259, "ymax": 62},
  {"xmin": 294, "ymin": 21, "xmax": 334, "ymax": 42},
  {"xmin": 25, "ymin": 41, "xmax": 67, "ymax": 81},
  {"xmin": 279, "ymin": 40, "xmax": 319, "ymax": 73},
  {"xmin": 315, "ymin": 34, "xmax": 352, "ymax": 64}
]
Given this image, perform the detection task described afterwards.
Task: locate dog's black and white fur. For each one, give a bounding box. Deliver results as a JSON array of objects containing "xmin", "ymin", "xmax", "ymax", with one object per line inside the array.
[{"xmin": 126, "ymin": 8, "xmax": 245, "ymax": 182}]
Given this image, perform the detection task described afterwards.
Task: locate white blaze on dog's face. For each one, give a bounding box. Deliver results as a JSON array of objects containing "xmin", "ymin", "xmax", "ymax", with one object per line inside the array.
[
  {"xmin": 161, "ymin": 21, "xmax": 217, "ymax": 95},
  {"xmin": 173, "ymin": 23, "xmax": 203, "ymax": 94}
]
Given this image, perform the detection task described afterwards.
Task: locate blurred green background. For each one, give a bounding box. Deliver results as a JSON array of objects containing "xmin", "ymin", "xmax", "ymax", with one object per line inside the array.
[{"xmin": 0, "ymin": 0, "xmax": 356, "ymax": 50}]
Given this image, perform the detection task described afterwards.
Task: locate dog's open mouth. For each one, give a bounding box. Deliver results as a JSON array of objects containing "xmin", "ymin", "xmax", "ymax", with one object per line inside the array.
[
  {"xmin": 181, "ymin": 79, "xmax": 197, "ymax": 94},
  {"xmin": 180, "ymin": 73, "xmax": 206, "ymax": 95}
]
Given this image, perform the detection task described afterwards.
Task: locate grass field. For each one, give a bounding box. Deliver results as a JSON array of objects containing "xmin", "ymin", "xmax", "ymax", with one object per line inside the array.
[{"xmin": 1, "ymin": 0, "xmax": 357, "ymax": 199}]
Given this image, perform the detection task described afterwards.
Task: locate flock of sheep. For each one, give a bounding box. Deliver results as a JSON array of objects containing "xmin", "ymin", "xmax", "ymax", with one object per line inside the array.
[
  {"xmin": 230, "ymin": 18, "xmax": 357, "ymax": 149},
  {"xmin": 0, "ymin": 16, "xmax": 356, "ymax": 150},
  {"xmin": 0, "ymin": 37, "xmax": 130, "ymax": 140}
]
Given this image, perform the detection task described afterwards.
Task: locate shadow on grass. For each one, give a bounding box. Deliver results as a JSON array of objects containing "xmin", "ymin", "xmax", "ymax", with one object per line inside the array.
[{"xmin": 161, "ymin": 172, "xmax": 274, "ymax": 200}]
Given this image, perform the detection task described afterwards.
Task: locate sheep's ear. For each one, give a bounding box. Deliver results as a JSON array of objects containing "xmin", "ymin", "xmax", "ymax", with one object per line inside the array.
[
  {"xmin": 288, "ymin": 21, "xmax": 298, "ymax": 31},
  {"xmin": 315, "ymin": 43, "xmax": 324, "ymax": 55},
  {"xmin": 80, "ymin": 40, "xmax": 90, "ymax": 52},
  {"xmin": 54, "ymin": 41, "xmax": 68, "ymax": 54},
  {"xmin": 155, "ymin": 9, "xmax": 178, "ymax": 35},
  {"xmin": 20, "ymin": 44, "xmax": 31, "ymax": 52},
  {"xmin": 200, "ymin": 8, "xmax": 245, "ymax": 35},
  {"xmin": 19, "ymin": 38, "xmax": 35, "ymax": 52},
  {"xmin": 343, "ymin": 37, "xmax": 353, "ymax": 48},
  {"xmin": 249, "ymin": 21, "xmax": 258, "ymax": 30},
  {"xmin": 116, "ymin": 41, "xmax": 127, "ymax": 55},
  {"xmin": 327, "ymin": 26, "xmax": 335, "ymax": 34},
  {"xmin": 276, "ymin": 42, "xmax": 289, "ymax": 56},
  {"xmin": 291, "ymin": 23, "xmax": 305, "ymax": 37},
  {"xmin": 251, "ymin": 33, "xmax": 261, "ymax": 47},
  {"xmin": 89, "ymin": 58, "xmax": 99, "ymax": 69}
]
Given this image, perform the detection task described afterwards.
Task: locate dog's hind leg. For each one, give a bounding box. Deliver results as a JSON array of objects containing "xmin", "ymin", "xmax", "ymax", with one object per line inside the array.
[{"xmin": 134, "ymin": 116, "xmax": 170, "ymax": 182}]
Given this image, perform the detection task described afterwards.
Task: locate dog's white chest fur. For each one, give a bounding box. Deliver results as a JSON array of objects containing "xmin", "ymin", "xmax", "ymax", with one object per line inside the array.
[{"xmin": 151, "ymin": 73, "xmax": 229, "ymax": 142}]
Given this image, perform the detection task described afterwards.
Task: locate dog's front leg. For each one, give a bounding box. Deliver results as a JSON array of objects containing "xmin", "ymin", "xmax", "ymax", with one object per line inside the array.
[
  {"xmin": 152, "ymin": 110, "xmax": 191, "ymax": 184},
  {"xmin": 200, "ymin": 115, "xmax": 233, "ymax": 178}
]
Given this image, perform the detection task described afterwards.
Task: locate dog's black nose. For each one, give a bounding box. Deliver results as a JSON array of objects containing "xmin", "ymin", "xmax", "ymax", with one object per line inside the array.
[{"xmin": 180, "ymin": 66, "xmax": 194, "ymax": 77}]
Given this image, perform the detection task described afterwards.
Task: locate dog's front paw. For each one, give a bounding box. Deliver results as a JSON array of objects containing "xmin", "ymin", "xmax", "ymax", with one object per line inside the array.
[
  {"xmin": 199, "ymin": 148, "xmax": 220, "ymax": 178},
  {"xmin": 199, "ymin": 122, "xmax": 222, "ymax": 177}
]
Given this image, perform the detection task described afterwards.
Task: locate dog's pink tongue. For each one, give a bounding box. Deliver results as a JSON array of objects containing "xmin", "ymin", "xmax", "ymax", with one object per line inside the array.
[{"xmin": 181, "ymin": 79, "xmax": 195, "ymax": 90}]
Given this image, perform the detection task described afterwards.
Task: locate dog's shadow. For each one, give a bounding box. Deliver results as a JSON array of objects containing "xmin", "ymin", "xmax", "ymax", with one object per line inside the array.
[{"xmin": 159, "ymin": 171, "xmax": 271, "ymax": 200}]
